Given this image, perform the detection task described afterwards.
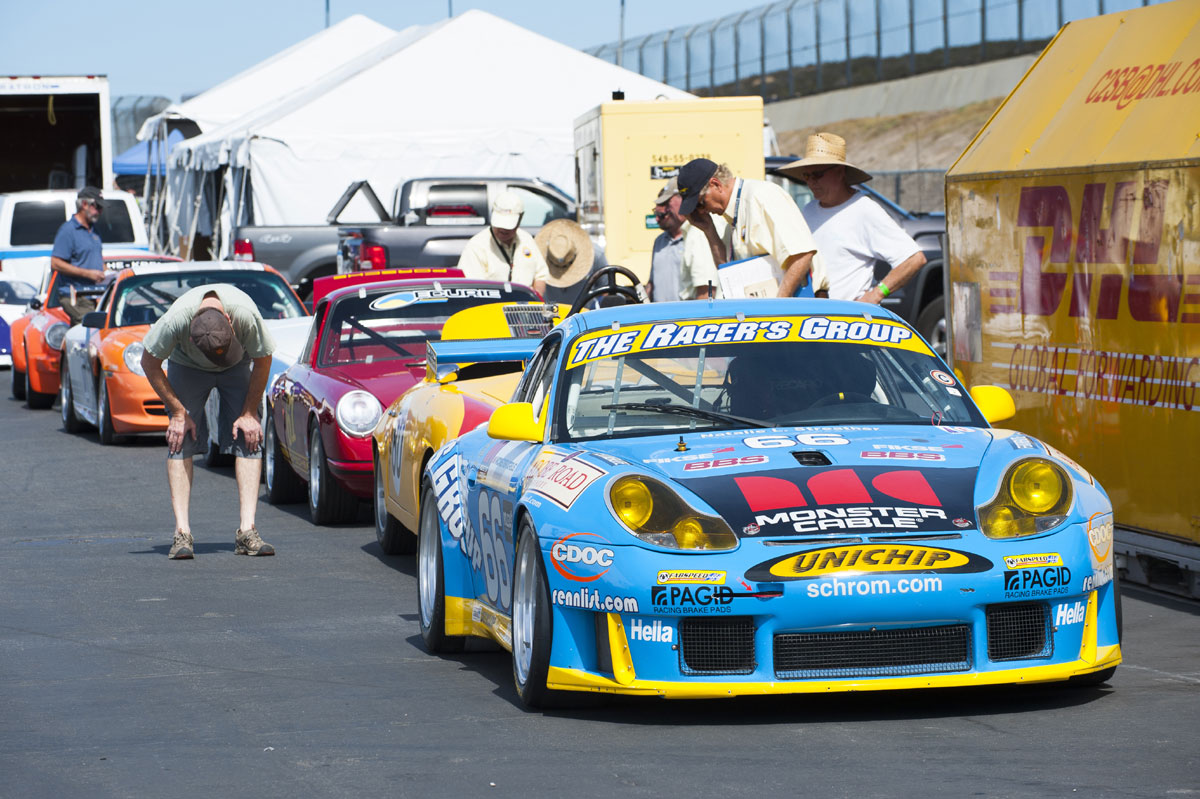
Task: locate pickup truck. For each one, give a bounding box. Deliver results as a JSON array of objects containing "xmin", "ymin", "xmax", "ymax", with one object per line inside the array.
[
  {"xmin": 335, "ymin": 177, "xmax": 575, "ymax": 274},
  {"xmin": 765, "ymin": 156, "xmax": 948, "ymax": 356},
  {"xmin": 233, "ymin": 177, "xmax": 575, "ymax": 300}
]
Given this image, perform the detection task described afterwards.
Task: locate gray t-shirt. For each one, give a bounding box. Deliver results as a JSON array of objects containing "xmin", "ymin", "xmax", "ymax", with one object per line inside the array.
[
  {"xmin": 143, "ymin": 284, "xmax": 275, "ymax": 372},
  {"xmin": 650, "ymin": 231, "xmax": 684, "ymax": 302}
]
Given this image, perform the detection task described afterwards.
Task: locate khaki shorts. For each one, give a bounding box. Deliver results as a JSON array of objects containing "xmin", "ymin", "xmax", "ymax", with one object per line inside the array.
[{"xmin": 165, "ymin": 360, "xmax": 260, "ymax": 460}]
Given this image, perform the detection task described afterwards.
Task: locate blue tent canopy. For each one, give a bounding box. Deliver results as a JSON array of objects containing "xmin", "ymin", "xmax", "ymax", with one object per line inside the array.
[{"xmin": 113, "ymin": 129, "xmax": 186, "ymax": 176}]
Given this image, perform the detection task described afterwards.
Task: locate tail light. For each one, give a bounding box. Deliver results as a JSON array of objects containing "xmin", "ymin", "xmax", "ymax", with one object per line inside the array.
[
  {"xmin": 361, "ymin": 244, "xmax": 388, "ymax": 270},
  {"xmin": 427, "ymin": 204, "xmax": 477, "ymax": 217},
  {"xmin": 233, "ymin": 238, "xmax": 254, "ymax": 261}
]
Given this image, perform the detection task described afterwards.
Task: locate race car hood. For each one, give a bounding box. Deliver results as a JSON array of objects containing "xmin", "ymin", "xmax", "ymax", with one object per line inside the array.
[{"xmin": 580, "ymin": 424, "xmax": 1016, "ymax": 539}]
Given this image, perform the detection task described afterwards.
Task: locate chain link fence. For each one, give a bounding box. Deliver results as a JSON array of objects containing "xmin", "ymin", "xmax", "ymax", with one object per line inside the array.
[
  {"xmin": 873, "ymin": 169, "xmax": 947, "ymax": 213},
  {"xmin": 587, "ymin": 0, "xmax": 1162, "ymax": 101}
]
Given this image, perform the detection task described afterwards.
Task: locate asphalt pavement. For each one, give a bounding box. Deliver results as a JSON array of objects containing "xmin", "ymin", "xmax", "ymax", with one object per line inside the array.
[{"xmin": 1, "ymin": 387, "xmax": 1197, "ymax": 799}]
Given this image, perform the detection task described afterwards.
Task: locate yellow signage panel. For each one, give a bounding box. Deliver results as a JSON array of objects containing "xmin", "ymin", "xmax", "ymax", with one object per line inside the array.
[{"xmin": 946, "ymin": 166, "xmax": 1200, "ymax": 543}]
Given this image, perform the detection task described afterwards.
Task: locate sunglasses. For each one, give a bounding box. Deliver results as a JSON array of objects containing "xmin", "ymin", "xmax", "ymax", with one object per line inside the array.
[{"xmin": 799, "ymin": 166, "xmax": 834, "ymax": 182}]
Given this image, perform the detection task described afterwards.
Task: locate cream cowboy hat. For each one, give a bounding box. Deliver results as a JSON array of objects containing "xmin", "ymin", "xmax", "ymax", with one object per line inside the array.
[
  {"xmin": 777, "ymin": 132, "xmax": 872, "ymax": 185},
  {"xmin": 535, "ymin": 219, "xmax": 595, "ymax": 288}
]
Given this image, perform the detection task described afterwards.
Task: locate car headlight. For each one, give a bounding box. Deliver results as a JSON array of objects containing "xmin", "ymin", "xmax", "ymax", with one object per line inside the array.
[
  {"xmin": 978, "ymin": 457, "xmax": 1073, "ymax": 539},
  {"xmin": 335, "ymin": 390, "xmax": 382, "ymax": 437},
  {"xmin": 44, "ymin": 322, "xmax": 68, "ymax": 351},
  {"xmin": 123, "ymin": 342, "xmax": 146, "ymax": 376},
  {"xmin": 608, "ymin": 475, "xmax": 736, "ymax": 550}
]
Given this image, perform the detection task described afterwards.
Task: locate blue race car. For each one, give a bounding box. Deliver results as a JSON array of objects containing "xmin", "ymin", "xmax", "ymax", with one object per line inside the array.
[{"xmin": 415, "ymin": 298, "xmax": 1121, "ymax": 708}]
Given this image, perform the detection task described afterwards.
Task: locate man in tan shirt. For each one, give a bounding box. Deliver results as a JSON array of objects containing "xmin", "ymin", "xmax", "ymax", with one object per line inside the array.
[
  {"xmin": 676, "ymin": 158, "xmax": 827, "ymax": 297},
  {"xmin": 455, "ymin": 191, "xmax": 549, "ymax": 296}
]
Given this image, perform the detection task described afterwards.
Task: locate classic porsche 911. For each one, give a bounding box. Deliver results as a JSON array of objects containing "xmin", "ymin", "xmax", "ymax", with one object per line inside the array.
[
  {"xmin": 59, "ymin": 261, "xmax": 307, "ymax": 443},
  {"xmin": 412, "ymin": 298, "xmax": 1121, "ymax": 708},
  {"xmin": 263, "ymin": 275, "xmax": 542, "ymax": 525}
]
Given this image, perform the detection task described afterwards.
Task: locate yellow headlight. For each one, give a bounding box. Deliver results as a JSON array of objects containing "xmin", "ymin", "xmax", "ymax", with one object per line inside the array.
[
  {"xmin": 1009, "ymin": 460, "xmax": 1064, "ymax": 514},
  {"xmin": 673, "ymin": 517, "xmax": 705, "ymax": 549},
  {"xmin": 984, "ymin": 505, "xmax": 1020, "ymax": 538},
  {"xmin": 611, "ymin": 477, "xmax": 653, "ymax": 528}
]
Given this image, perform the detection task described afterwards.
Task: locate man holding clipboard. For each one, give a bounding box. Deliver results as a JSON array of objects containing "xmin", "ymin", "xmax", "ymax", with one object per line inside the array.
[{"xmin": 676, "ymin": 158, "xmax": 827, "ymax": 299}]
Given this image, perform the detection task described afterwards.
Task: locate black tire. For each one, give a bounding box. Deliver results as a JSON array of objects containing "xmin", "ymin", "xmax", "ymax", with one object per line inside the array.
[
  {"xmin": 374, "ymin": 448, "xmax": 415, "ymax": 555},
  {"xmin": 511, "ymin": 519, "xmax": 562, "ymax": 709},
  {"xmin": 12, "ymin": 362, "xmax": 26, "ymax": 400},
  {"xmin": 264, "ymin": 410, "xmax": 305, "ymax": 505},
  {"xmin": 417, "ymin": 480, "xmax": 465, "ymax": 654},
  {"xmin": 307, "ymin": 423, "xmax": 357, "ymax": 525},
  {"xmin": 97, "ymin": 379, "xmax": 120, "ymax": 445},
  {"xmin": 916, "ymin": 297, "xmax": 947, "ymax": 360},
  {"xmin": 24, "ymin": 355, "xmax": 55, "ymax": 409},
  {"xmin": 60, "ymin": 359, "xmax": 83, "ymax": 433}
]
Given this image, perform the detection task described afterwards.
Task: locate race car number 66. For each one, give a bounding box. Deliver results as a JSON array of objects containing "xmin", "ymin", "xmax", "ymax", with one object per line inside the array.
[{"xmin": 743, "ymin": 433, "xmax": 849, "ymax": 448}]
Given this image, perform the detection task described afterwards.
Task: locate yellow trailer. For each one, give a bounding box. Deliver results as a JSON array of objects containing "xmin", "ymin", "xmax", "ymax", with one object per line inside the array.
[
  {"xmin": 573, "ymin": 97, "xmax": 765, "ymax": 281},
  {"xmin": 945, "ymin": 0, "xmax": 1200, "ymax": 597}
]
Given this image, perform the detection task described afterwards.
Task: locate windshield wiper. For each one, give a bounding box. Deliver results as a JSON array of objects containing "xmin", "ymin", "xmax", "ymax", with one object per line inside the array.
[{"xmin": 600, "ymin": 402, "xmax": 766, "ymax": 429}]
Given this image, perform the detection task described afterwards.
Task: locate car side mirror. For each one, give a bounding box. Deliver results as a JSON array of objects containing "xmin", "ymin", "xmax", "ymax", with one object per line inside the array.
[
  {"xmin": 487, "ymin": 401, "xmax": 542, "ymax": 442},
  {"xmin": 29, "ymin": 297, "xmax": 42, "ymax": 311},
  {"xmin": 81, "ymin": 311, "xmax": 106, "ymax": 329},
  {"xmin": 970, "ymin": 385, "xmax": 1016, "ymax": 424}
]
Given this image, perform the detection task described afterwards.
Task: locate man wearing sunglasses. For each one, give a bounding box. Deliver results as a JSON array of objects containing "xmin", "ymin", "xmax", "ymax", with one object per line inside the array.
[
  {"xmin": 49, "ymin": 186, "xmax": 107, "ymax": 324},
  {"xmin": 780, "ymin": 133, "xmax": 925, "ymax": 305}
]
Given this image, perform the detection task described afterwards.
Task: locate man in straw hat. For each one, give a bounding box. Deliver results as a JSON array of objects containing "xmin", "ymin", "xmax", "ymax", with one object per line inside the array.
[
  {"xmin": 650, "ymin": 178, "xmax": 724, "ymax": 301},
  {"xmin": 456, "ymin": 190, "xmax": 549, "ymax": 296},
  {"xmin": 534, "ymin": 218, "xmax": 606, "ymax": 307},
  {"xmin": 779, "ymin": 132, "xmax": 925, "ymax": 304},
  {"xmin": 676, "ymin": 158, "xmax": 826, "ymax": 297},
  {"xmin": 141, "ymin": 285, "xmax": 277, "ymax": 560}
]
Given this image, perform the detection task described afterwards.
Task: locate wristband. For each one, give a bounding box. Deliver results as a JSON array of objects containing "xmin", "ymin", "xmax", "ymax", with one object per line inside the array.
[{"xmin": 877, "ymin": 282, "xmax": 891, "ymax": 298}]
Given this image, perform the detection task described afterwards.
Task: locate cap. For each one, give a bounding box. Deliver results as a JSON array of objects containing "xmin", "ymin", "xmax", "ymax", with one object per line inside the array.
[
  {"xmin": 190, "ymin": 307, "xmax": 245, "ymax": 368},
  {"xmin": 490, "ymin": 191, "xmax": 524, "ymax": 230},
  {"xmin": 78, "ymin": 186, "xmax": 104, "ymax": 209},
  {"xmin": 655, "ymin": 177, "xmax": 680, "ymax": 206},
  {"xmin": 676, "ymin": 158, "xmax": 717, "ymax": 216}
]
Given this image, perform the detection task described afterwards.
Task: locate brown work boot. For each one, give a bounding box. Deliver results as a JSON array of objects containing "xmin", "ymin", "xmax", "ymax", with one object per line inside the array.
[
  {"xmin": 235, "ymin": 526, "xmax": 274, "ymax": 556},
  {"xmin": 169, "ymin": 530, "xmax": 194, "ymax": 560}
]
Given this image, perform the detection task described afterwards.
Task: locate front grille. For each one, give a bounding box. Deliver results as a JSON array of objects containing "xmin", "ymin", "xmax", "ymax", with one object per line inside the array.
[
  {"xmin": 503, "ymin": 304, "xmax": 558, "ymax": 338},
  {"xmin": 679, "ymin": 617, "xmax": 756, "ymax": 674},
  {"xmin": 774, "ymin": 625, "xmax": 971, "ymax": 679},
  {"xmin": 987, "ymin": 602, "xmax": 1052, "ymax": 661}
]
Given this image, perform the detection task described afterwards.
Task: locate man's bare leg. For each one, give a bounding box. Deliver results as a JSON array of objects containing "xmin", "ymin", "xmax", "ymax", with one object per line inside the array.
[
  {"xmin": 167, "ymin": 458, "xmax": 194, "ymax": 559},
  {"xmin": 235, "ymin": 457, "xmax": 260, "ymax": 532}
]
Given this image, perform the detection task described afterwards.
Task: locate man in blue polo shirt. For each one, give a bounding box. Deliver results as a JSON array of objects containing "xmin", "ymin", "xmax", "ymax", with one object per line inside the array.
[{"xmin": 50, "ymin": 186, "xmax": 106, "ymax": 324}]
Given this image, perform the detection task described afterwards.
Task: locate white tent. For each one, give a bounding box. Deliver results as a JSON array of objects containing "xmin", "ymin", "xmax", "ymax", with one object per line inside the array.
[
  {"xmin": 166, "ymin": 9, "xmax": 693, "ymax": 255},
  {"xmin": 136, "ymin": 15, "xmax": 397, "ymax": 140}
]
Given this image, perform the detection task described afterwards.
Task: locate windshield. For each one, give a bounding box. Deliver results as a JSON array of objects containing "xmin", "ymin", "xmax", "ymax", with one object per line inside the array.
[
  {"xmin": 558, "ymin": 314, "xmax": 986, "ymax": 441},
  {"xmin": 318, "ymin": 285, "xmax": 538, "ymax": 367},
  {"xmin": 0, "ymin": 279, "xmax": 36, "ymax": 304},
  {"xmin": 111, "ymin": 269, "xmax": 306, "ymax": 327}
]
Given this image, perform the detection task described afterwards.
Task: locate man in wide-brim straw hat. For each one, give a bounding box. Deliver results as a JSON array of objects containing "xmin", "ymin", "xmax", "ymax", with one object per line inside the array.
[
  {"xmin": 534, "ymin": 219, "xmax": 602, "ymax": 306},
  {"xmin": 778, "ymin": 132, "xmax": 925, "ymax": 305}
]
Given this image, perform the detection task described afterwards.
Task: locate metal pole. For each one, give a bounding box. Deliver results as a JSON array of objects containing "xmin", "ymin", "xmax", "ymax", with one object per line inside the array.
[
  {"xmin": 1057, "ymin": 0, "xmax": 1064, "ymax": 30},
  {"xmin": 734, "ymin": 11, "xmax": 752, "ymax": 94},
  {"xmin": 785, "ymin": 0, "xmax": 798, "ymax": 98},
  {"xmin": 759, "ymin": 6, "xmax": 768, "ymax": 98},
  {"xmin": 1018, "ymin": 0, "xmax": 1024, "ymax": 49},
  {"xmin": 908, "ymin": 0, "xmax": 915, "ymax": 74},
  {"xmin": 942, "ymin": 0, "xmax": 950, "ymax": 68},
  {"xmin": 844, "ymin": 0, "xmax": 852, "ymax": 86},
  {"xmin": 980, "ymin": 0, "xmax": 986, "ymax": 61},
  {"xmin": 664, "ymin": 30, "xmax": 672, "ymax": 85},
  {"xmin": 709, "ymin": 20, "xmax": 717, "ymax": 93},
  {"xmin": 325, "ymin": 0, "xmax": 330, "ymax": 28},
  {"xmin": 876, "ymin": 0, "xmax": 882, "ymax": 81},
  {"xmin": 815, "ymin": 0, "xmax": 823, "ymax": 92},
  {"xmin": 618, "ymin": 0, "xmax": 625, "ymax": 68}
]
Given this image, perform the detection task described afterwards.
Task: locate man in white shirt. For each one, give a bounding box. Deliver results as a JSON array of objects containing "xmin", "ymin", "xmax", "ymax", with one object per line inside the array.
[
  {"xmin": 780, "ymin": 133, "xmax": 925, "ymax": 304},
  {"xmin": 652, "ymin": 178, "xmax": 724, "ymax": 301},
  {"xmin": 677, "ymin": 158, "xmax": 825, "ymax": 297},
  {"xmin": 456, "ymin": 191, "xmax": 549, "ymax": 296}
]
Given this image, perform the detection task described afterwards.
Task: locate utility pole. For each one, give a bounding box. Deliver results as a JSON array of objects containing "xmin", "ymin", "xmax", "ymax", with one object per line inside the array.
[
  {"xmin": 325, "ymin": 0, "xmax": 330, "ymax": 28},
  {"xmin": 448, "ymin": 1, "xmax": 453, "ymax": 16},
  {"xmin": 617, "ymin": 0, "xmax": 625, "ymax": 66}
]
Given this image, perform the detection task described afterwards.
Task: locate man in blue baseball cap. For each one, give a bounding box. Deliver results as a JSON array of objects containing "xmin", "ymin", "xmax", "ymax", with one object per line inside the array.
[{"xmin": 676, "ymin": 158, "xmax": 826, "ymax": 298}]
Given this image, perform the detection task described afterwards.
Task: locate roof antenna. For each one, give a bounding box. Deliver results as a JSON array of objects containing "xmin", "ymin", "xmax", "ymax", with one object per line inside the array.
[{"xmin": 675, "ymin": 436, "xmax": 688, "ymax": 452}]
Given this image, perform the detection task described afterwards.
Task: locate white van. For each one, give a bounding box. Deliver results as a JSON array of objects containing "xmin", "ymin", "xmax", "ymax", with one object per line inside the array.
[{"xmin": 0, "ymin": 189, "xmax": 148, "ymax": 287}]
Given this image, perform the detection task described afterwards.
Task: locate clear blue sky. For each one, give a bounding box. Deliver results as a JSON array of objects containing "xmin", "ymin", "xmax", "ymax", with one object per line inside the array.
[{"xmin": 0, "ymin": 0, "xmax": 765, "ymax": 101}]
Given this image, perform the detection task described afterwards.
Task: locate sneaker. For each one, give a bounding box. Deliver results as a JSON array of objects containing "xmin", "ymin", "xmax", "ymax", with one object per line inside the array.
[
  {"xmin": 235, "ymin": 526, "xmax": 274, "ymax": 556},
  {"xmin": 169, "ymin": 530, "xmax": 194, "ymax": 560}
]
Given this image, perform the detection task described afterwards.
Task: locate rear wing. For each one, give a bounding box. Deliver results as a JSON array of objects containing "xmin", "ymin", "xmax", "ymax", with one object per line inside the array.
[
  {"xmin": 311, "ymin": 267, "xmax": 464, "ymax": 305},
  {"xmin": 426, "ymin": 338, "xmax": 541, "ymax": 381}
]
